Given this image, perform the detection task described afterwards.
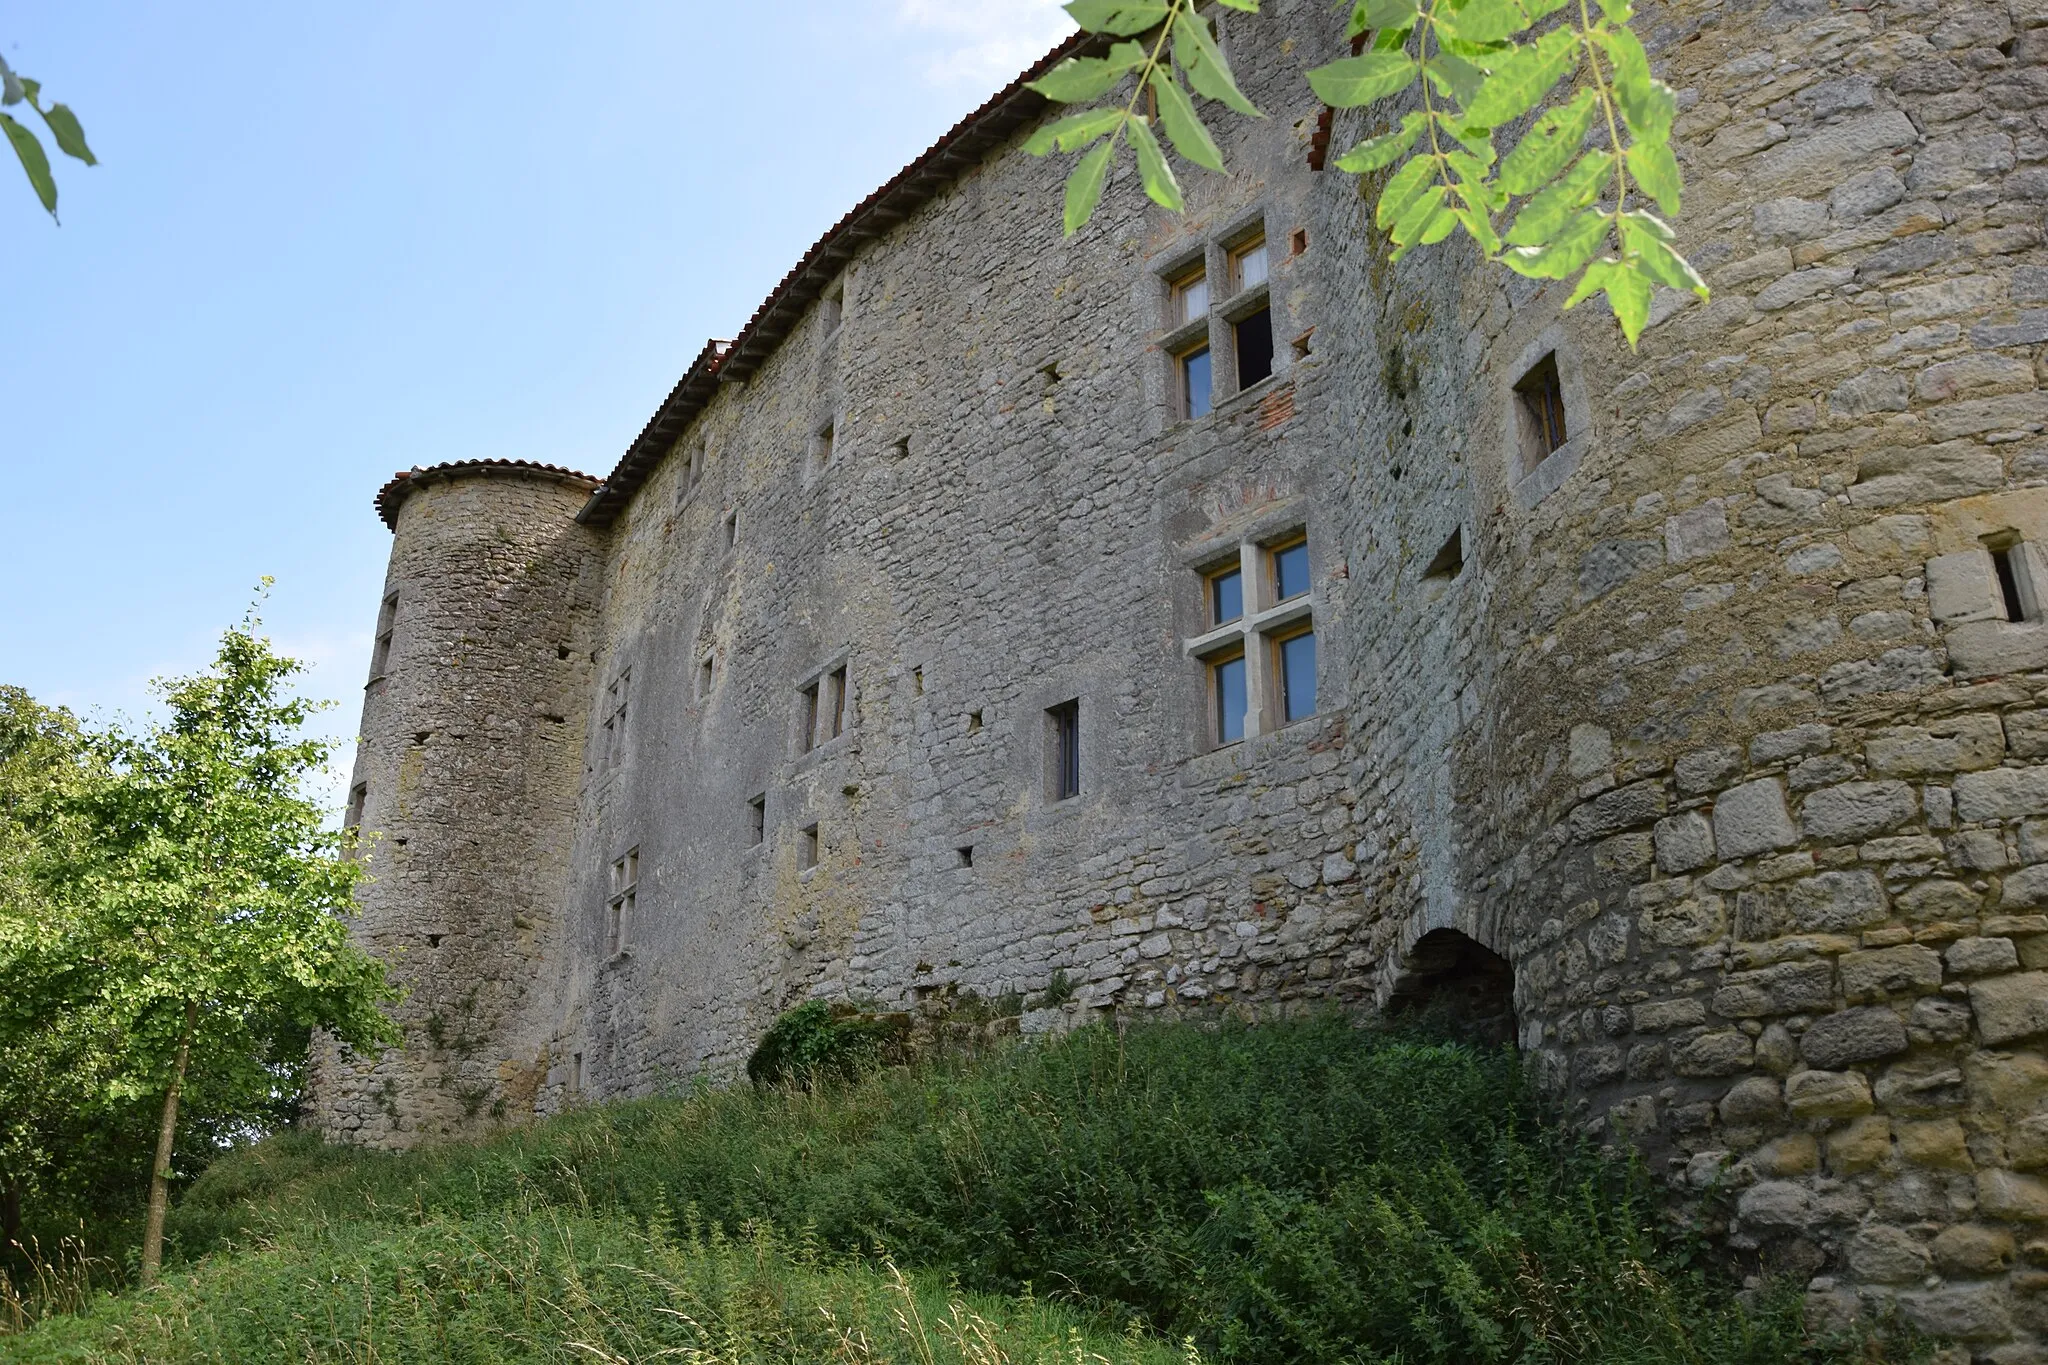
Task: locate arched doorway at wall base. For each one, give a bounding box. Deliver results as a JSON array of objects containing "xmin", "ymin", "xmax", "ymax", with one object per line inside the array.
[{"xmin": 1384, "ymin": 928, "xmax": 1517, "ymax": 1047}]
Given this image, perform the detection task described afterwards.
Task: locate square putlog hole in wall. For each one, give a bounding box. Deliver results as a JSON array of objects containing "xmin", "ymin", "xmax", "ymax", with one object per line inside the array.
[
  {"xmin": 956, "ymin": 845, "xmax": 975, "ymax": 868},
  {"xmin": 967, "ymin": 709, "xmax": 983, "ymax": 734}
]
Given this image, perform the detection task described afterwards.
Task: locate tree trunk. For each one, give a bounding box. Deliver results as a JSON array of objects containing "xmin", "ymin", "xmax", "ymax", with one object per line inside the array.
[{"xmin": 138, "ymin": 1000, "xmax": 196, "ymax": 1288}]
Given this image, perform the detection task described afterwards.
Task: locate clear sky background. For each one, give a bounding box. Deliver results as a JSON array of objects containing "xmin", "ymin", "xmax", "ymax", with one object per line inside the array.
[{"xmin": 0, "ymin": 0, "xmax": 1070, "ymax": 801}]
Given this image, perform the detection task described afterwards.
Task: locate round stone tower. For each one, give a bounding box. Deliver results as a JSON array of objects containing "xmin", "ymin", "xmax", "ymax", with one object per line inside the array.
[
  {"xmin": 310, "ymin": 459, "xmax": 604, "ymax": 1147},
  {"xmin": 1321, "ymin": 0, "xmax": 2048, "ymax": 1348}
]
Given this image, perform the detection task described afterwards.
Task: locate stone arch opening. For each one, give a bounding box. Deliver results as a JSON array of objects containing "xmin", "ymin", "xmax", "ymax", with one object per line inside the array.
[{"xmin": 1386, "ymin": 928, "xmax": 1517, "ymax": 1046}]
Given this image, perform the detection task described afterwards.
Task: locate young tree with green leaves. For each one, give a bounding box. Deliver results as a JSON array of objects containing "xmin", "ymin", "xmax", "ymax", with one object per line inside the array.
[
  {"xmin": 0, "ymin": 53, "xmax": 93, "ymax": 221},
  {"xmin": 8, "ymin": 598, "xmax": 398, "ymax": 1285},
  {"xmin": 1024, "ymin": 0, "xmax": 1703, "ymax": 346}
]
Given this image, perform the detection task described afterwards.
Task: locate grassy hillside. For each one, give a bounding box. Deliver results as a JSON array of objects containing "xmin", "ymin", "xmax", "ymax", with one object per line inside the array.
[{"xmin": 4, "ymin": 1018, "xmax": 1913, "ymax": 1363}]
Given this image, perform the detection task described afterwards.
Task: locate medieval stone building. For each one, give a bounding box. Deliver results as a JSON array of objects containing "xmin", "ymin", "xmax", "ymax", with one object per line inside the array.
[{"xmin": 314, "ymin": 0, "xmax": 2048, "ymax": 1351}]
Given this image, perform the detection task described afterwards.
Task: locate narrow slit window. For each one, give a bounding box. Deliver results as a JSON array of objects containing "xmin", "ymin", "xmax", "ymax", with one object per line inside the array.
[
  {"xmin": 571, "ymin": 1052, "xmax": 584, "ymax": 1095},
  {"xmin": 827, "ymin": 666, "xmax": 849, "ymax": 739},
  {"xmin": 722, "ymin": 511, "xmax": 737, "ymax": 551},
  {"xmin": 814, "ymin": 423, "xmax": 836, "ymax": 471},
  {"xmin": 690, "ymin": 446, "xmax": 705, "ymax": 489},
  {"xmin": 822, "ymin": 282, "xmax": 844, "ymax": 334},
  {"xmin": 345, "ymin": 782, "xmax": 367, "ymax": 832},
  {"xmin": 1180, "ymin": 345, "xmax": 1212, "ymax": 420},
  {"xmin": 1515, "ymin": 353, "xmax": 1569, "ymax": 470},
  {"xmin": 1275, "ymin": 627, "xmax": 1318, "ymax": 724},
  {"xmin": 699, "ymin": 654, "xmax": 715, "ymax": 699},
  {"xmin": 1993, "ymin": 542, "xmax": 2032, "ymax": 622},
  {"xmin": 800, "ymin": 823, "xmax": 820, "ymax": 870},
  {"xmin": 747, "ymin": 794, "xmax": 766, "ymax": 846},
  {"xmin": 799, "ymin": 681, "xmax": 821, "ymax": 753},
  {"xmin": 1235, "ymin": 307, "xmax": 1273, "ymax": 388},
  {"xmin": 1272, "ymin": 539, "xmax": 1310, "ymax": 601},
  {"xmin": 1210, "ymin": 565, "xmax": 1244, "ymax": 625},
  {"xmin": 1049, "ymin": 699, "xmax": 1081, "ymax": 801},
  {"xmin": 1213, "ymin": 649, "xmax": 1248, "ymax": 745}
]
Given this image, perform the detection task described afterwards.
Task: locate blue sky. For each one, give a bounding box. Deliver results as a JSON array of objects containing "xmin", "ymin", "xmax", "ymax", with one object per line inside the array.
[{"xmin": 0, "ymin": 0, "xmax": 1069, "ymax": 794}]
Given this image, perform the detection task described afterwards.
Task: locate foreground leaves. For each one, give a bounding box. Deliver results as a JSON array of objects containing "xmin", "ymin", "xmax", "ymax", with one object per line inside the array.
[
  {"xmin": 0, "ymin": 55, "xmax": 94, "ymax": 221},
  {"xmin": 1028, "ymin": 0, "xmax": 1704, "ymax": 347}
]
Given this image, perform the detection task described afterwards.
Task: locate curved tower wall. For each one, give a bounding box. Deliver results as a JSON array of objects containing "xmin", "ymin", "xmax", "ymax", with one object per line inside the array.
[
  {"xmin": 310, "ymin": 465, "xmax": 604, "ymax": 1146},
  {"xmin": 1311, "ymin": 0, "xmax": 2048, "ymax": 1342}
]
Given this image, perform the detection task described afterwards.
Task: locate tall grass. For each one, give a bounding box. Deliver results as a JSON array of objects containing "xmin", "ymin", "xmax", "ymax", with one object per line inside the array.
[{"xmin": 6, "ymin": 1018, "xmax": 1916, "ymax": 1363}]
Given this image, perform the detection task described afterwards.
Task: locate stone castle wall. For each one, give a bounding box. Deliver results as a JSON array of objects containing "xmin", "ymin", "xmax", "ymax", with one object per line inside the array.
[{"xmin": 323, "ymin": 0, "xmax": 2048, "ymax": 1352}]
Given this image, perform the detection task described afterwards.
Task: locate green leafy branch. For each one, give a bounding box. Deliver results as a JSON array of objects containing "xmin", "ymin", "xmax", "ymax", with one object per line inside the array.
[
  {"xmin": 1022, "ymin": 0, "xmax": 1263, "ymax": 235},
  {"xmin": 0, "ymin": 52, "xmax": 96, "ymax": 222},
  {"xmin": 1028, "ymin": 0, "xmax": 1704, "ymax": 347}
]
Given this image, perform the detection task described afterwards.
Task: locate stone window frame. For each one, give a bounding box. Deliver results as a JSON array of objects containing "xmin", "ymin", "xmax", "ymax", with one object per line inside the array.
[
  {"xmin": 697, "ymin": 648, "xmax": 717, "ymax": 704},
  {"xmin": 344, "ymin": 781, "xmax": 367, "ymax": 834},
  {"xmin": 367, "ymin": 590, "xmax": 399, "ymax": 686},
  {"xmin": 1505, "ymin": 324, "xmax": 1593, "ymax": 511},
  {"xmin": 798, "ymin": 821, "xmax": 821, "ymax": 875},
  {"xmin": 720, "ymin": 508, "xmax": 738, "ymax": 556},
  {"xmin": 792, "ymin": 653, "xmax": 855, "ymax": 760},
  {"xmin": 1927, "ymin": 531, "xmax": 2048, "ymax": 677},
  {"xmin": 1149, "ymin": 205, "xmax": 1287, "ymax": 428},
  {"xmin": 746, "ymin": 792, "xmax": 767, "ymax": 848},
  {"xmin": 809, "ymin": 417, "xmax": 839, "ymax": 478},
  {"xmin": 606, "ymin": 847, "xmax": 637, "ymax": 960},
  {"xmin": 1180, "ymin": 515, "xmax": 1322, "ymax": 749}
]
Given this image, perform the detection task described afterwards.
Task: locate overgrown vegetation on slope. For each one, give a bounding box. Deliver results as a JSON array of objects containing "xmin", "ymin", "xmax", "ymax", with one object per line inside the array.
[{"xmin": 6, "ymin": 1018, "xmax": 1915, "ymax": 1363}]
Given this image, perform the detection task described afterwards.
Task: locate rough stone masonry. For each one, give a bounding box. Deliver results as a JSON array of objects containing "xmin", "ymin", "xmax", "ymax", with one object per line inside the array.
[{"xmin": 311, "ymin": 0, "xmax": 2048, "ymax": 1353}]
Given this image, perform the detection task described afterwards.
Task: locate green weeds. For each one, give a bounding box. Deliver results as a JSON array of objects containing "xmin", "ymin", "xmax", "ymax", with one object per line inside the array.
[{"xmin": 6, "ymin": 1018, "xmax": 1919, "ymax": 1363}]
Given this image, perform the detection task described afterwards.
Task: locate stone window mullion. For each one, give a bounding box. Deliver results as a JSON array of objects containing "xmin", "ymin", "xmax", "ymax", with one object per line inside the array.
[{"xmin": 1237, "ymin": 542, "xmax": 1274, "ymax": 738}]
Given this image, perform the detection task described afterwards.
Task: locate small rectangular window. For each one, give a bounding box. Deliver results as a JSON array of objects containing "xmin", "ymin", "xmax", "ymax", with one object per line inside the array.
[
  {"xmin": 571, "ymin": 1051, "xmax": 583, "ymax": 1094},
  {"xmin": 1990, "ymin": 539, "xmax": 2035, "ymax": 622},
  {"xmin": 748, "ymin": 794, "xmax": 766, "ymax": 845},
  {"xmin": 607, "ymin": 849, "xmax": 637, "ymax": 957},
  {"xmin": 1231, "ymin": 236, "xmax": 1268, "ymax": 291},
  {"xmin": 1272, "ymin": 539, "xmax": 1310, "ymax": 601},
  {"xmin": 602, "ymin": 670, "xmax": 631, "ymax": 769},
  {"xmin": 1049, "ymin": 699, "xmax": 1081, "ymax": 801},
  {"xmin": 1276, "ymin": 627, "xmax": 1318, "ymax": 723},
  {"xmin": 1181, "ymin": 345, "xmax": 1212, "ymax": 420},
  {"xmin": 722, "ymin": 510, "xmax": 737, "ymax": 550},
  {"xmin": 1423, "ymin": 529, "xmax": 1464, "ymax": 582},
  {"xmin": 957, "ymin": 844, "xmax": 975, "ymax": 868},
  {"xmin": 1171, "ymin": 266, "xmax": 1209, "ymax": 325},
  {"xmin": 699, "ymin": 654, "xmax": 715, "ymax": 699},
  {"xmin": 1515, "ymin": 352, "xmax": 1569, "ymax": 470},
  {"xmin": 814, "ymin": 423, "xmax": 836, "ymax": 471},
  {"xmin": 677, "ymin": 449, "xmax": 696, "ymax": 499},
  {"xmin": 800, "ymin": 823, "xmax": 820, "ymax": 870},
  {"xmin": 345, "ymin": 782, "xmax": 368, "ymax": 832},
  {"xmin": 822, "ymin": 281, "xmax": 844, "ymax": 334},
  {"xmin": 369, "ymin": 592, "xmax": 399, "ymax": 679},
  {"xmin": 1235, "ymin": 307, "xmax": 1273, "ymax": 388},
  {"xmin": 690, "ymin": 446, "xmax": 705, "ymax": 489},
  {"xmin": 1213, "ymin": 650, "xmax": 1247, "ymax": 745}
]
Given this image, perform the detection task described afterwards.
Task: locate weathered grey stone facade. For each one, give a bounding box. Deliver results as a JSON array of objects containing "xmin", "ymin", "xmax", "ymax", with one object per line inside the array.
[{"xmin": 315, "ymin": 0, "xmax": 2048, "ymax": 1351}]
